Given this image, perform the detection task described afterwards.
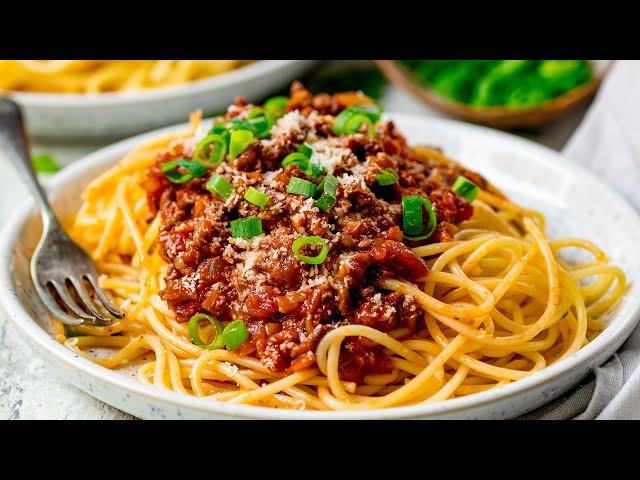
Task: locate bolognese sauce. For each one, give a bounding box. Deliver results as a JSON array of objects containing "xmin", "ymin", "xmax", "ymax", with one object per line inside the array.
[{"xmin": 143, "ymin": 82, "xmax": 487, "ymax": 382}]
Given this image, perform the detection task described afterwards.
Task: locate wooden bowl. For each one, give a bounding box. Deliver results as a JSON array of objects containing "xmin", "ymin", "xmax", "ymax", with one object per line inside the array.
[{"xmin": 376, "ymin": 60, "xmax": 613, "ymax": 129}]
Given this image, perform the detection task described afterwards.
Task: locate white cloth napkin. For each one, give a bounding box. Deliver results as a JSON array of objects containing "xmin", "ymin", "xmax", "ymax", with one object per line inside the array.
[{"xmin": 521, "ymin": 60, "xmax": 640, "ymax": 420}]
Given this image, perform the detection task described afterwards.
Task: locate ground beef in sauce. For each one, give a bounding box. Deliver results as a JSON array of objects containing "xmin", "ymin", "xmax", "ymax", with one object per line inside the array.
[{"xmin": 143, "ymin": 83, "xmax": 487, "ymax": 383}]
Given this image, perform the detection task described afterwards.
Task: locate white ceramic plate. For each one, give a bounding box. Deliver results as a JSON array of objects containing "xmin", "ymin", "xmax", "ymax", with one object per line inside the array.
[
  {"xmin": 1, "ymin": 114, "xmax": 639, "ymax": 419},
  {"xmin": 7, "ymin": 60, "xmax": 317, "ymax": 140}
]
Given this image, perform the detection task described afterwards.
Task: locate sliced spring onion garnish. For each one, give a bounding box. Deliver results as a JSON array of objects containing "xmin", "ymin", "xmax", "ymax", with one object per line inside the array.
[
  {"xmin": 248, "ymin": 115, "xmax": 271, "ymax": 138},
  {"xmin": 402, "ymin": 195, "xmax": 424, "ymax": 236},
  {"xmin": 161, "ymin": 159, "xmax": 208, "ymax": 184},
  {"xmin": 32, "ymin": 154, "xmax": 60, "ymax": 174},
  {"xmin": 282, "ymin": 152, "xmax": 311, "ymax": 170},
  {"xmin": 421, "ymin": 197, "xmax": 438, "ymax": 239},
  {"xmin": 244, "ymin": 186, "xmax": 270, "ymax": 207},
  {"xmin": 405, "ymin": 198, "xmax": 437, "ymax": 240},
  {"xmin": 333, "ymin": 110, "xmax": 354, "ymax": 134},
  {"xmin": 295, "ymin": 142, "xmax": 325, "ymax": 177},
  {"xmin": 229, "ymin": 129, "xmax": 254, "ymax": 161},
  {"xmin": 281, "ymin": 152, "xmax": 325, "ymax": 179},
  {"xmin": 333, "ymin": 104, "xmax": 382, "ymax": 136},
  {"xmin": 310, "ymin": 163, "xmax": 326, "ymax": 179},
  {"xmin": 292, "ymin": 236, "xmax": 330, "ymax": 265},
  {"xmin": 402, "ymin": 195, "xmax": 438, "ymax": 240},
  {"xmin": 221, "ymin": 320, "xmax": 249, "ymax": 350},
  {"xmin": 188, "ymin": 313, "xmax": 225, "ymax": 350},
  {"xmin": 211, "ymin": 118, "xmax": 256, "ymax": 136},
  {"xmin": 452, "ymin": 175, "xmax": 480, "ymax": 203},
  {"xmin": 193, "ymin": 134, "xmax": 227, "ymax": 167},
  {"xmin": 313, "ymin": 174, "xmax": 338, "ymax": 212},
  {"xmin": 344, "ymin": 113, "xmax": 375, "ymax": 135},
  {"xmin": 230, "ymin": 217, "xmax": 262, "ymax": 239},
  {"xmin": 297, "ymin": 142, "xmax": 314, "ymax": 158},
  {"xmin": 287, "ymin": 177, "xmax": 317, "ymax": 197},
  {"xmin": 375, "ymin": 168, "xmax": 399, "ymax": 185},
  {"xmin": 263, "ymin": 96, "xmax": 289, "ymax": 119},
  {"xmin": 199, "ymin": 118, "xmax": 259, "ymax": 166},
  {"xmin": 354, "ymin": 103, "xmax": 383, "ymax": 121},
  {"xmin": 247, "ymin": 106, "xmax": 269, "ymax": 120},
  {"xmin": 206, "ymin": 174, "xmax": 234, "ymax": 200},
  {"xmin": 247, "ymin": 107, "xmax": 273, "ymax": 138}
]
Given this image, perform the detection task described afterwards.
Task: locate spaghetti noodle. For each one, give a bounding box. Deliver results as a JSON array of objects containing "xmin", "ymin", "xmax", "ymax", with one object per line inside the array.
[
  {"xmin": 0, "ymin": 60, "xmax": 252, "ymax": 94},
  {"xmin": 54, "ymin": 84, "xmax": 626, "ymax": 410}
]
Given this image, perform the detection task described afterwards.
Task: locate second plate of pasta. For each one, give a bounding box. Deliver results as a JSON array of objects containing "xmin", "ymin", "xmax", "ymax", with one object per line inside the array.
[{"xmin": 3, "ymin": 60, "xmax": 317, "ymax": 139}]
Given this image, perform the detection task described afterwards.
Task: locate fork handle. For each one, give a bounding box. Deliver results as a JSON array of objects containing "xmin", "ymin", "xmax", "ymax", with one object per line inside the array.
[{"xmin": 0, "ymin": 98, "xmax": 61, "ymax": 230}]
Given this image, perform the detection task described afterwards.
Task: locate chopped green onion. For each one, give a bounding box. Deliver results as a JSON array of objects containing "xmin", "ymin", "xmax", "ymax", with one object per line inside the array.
[
  {"xmin": 402, "ymin": 195, "xmax": 437, "ymax": 240},
  {"xmin": 344, "ymin": 114, "xmax": 375, "ymax": 135},
  {"xmin": 188, "ymin": 313, "xmax": 225, "ymax": 350},
  {"xmin": 421, "ymin": 197, "xmax": 438, "ymax": 239},
  {"xmin": 375, "ymin": 168, "xmax": 399, "ymax": 186},
  {"xmin": 230, "ymin": 217, "xmax": 262, "ymax": 239},
  {"xmin": 248, "ymin": 115, "xmax": 271, "ymax": 138},
  {"xmin": 161, "ymin": 159, "xmax": 208, "ymax": 184},
  {"xmin": 193, "ymin": 134, "xmax": 227, "ymax": 167},
  {"xmin": 452, "ymin": 175, "xmax": 480, "ymax": 203},
  {"xmin": 247, "ymin": 106, "xmax": 269, "ymax": 120},
  {"xmin": 309, "ymin": 163, "xmax": 326, "ymax": 179},
  {"xmin": 297, "ymin": 142, "xmax": 314, "ymax": 158},
  {"xmin": 294, "ymin": 142, "xmax": 324, "ymax": 176},
  {"xmin": 292, "ymin": 236, "xmax": 330, "ymax": 265},
  {"xmin": 221, "ymin": 320, "xmax": 249, "ymax": 350},
  {"xmin": 206, "ymin": 174, "xmax": 234, "ymax": 200},
  {"xmin": 333, "ymin": 104, "xmax": 382, "ymax": 136},
  {"xmin": 352, "ymin": 103, "xmax": 383, "ymax": 122},
  {"xmin": 314, "ymin": 174, "xmax": 338, "ymax": 212},
  {"xmin": 32, "ymin": 154, "xmax": 60, "ymax": 174},
  {"xmin": 281, "ymin": 152, "xmax": 325, "ymax": 179},
  {"xmin": 264, "ymin": 96, "xmax": 288, "ymax": 119},
  {"xmin": 244, "ymin": 186, "xmax": 270, "ymax": 207},
  {"xmin": 282, "ymin": 152, "xmax": 311, "ymax": 171},
  {"xmin": 229, "ymin": 129, "xmax": 254, "ymax": 161},
  {"xmin": 406, "ymin": 198, "xmax": 437, "ymax": 240},
  {"xmin": 211, "ymin": 118, "xmax": 256, "ymax": 136},
  {"xmin": 287, "ymin": 177, "xmax": 317, "ymax": 197},
  {"xmin": 247, "ymin": 107, "xmax": 273, "ymax": 138},
  {"xmin": 402, "ymin": 195, "xmax": 424, "ymax": 236},
  {"xmin": 333, "ymin": 108, "xmax": 357, "ymax": 134}
]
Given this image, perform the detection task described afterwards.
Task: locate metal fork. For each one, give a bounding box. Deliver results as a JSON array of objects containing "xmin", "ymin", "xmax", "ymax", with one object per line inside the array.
[{"xmin": 0, "ymin": 98, "xmax": 124, "ymax": 326}]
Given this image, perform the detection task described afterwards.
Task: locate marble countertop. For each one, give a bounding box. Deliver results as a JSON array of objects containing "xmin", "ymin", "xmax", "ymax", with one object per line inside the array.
[{"xmin": 0, "ymin": 69, "xmax": 590, "ymax": 419}]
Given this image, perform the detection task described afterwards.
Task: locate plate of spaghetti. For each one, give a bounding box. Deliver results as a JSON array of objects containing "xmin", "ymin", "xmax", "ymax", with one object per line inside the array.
[
  {"xmin": 1, "ymin": 83, "xmax": 638, "ymax": 419},
  {"xmin": 0, "ymin": 60, "xmax": 317, "ymax": 139}
]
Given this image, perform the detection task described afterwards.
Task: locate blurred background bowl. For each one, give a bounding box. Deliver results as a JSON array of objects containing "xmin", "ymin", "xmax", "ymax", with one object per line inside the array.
[
  {"xmin": 7, "ymin": 60, "xmax": 318, "ymax": 141},
  {"xmin": 376, "ymin": 60, "xmax": 612, "ymax": 129}
]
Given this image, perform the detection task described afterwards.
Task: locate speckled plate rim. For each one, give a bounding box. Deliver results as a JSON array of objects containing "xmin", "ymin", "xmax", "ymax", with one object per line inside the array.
[
  {"xmin": 1, "ymin": 114, "xmax": 639, "ymax": 419},
  {"xmin": 6, "ymin": 61, "xmax": 303, "ymax": 107}
]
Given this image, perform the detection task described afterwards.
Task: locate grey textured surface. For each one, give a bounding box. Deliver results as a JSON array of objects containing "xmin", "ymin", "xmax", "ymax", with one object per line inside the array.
[
  {"xmin": 0, "ymin": 64, "xmax": 589, "ymax": 420},
  {"xmin": 0, "ymin": 305, "xmax": 133, "ymax": 419}
]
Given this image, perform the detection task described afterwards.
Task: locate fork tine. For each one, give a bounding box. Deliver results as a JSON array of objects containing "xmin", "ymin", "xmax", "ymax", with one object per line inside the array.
[
  {"xmin": 67, "ymin": 277, "xmax": 112, "ymax": 325},
  {"xmin": 49, "ymin": 280, "xmax": 98, "ymax": 322},
  {"xmin": 33, "ymin": 281, "xmax": 83, "ymax": 326},
  {"xmin": 84, "ymin": 274, "xmax": 125, "ymax": 319}
]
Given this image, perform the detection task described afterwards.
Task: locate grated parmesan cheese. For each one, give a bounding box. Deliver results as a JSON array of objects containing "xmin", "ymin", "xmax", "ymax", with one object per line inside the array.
[
  {"xmin": 337, "ymin": 173, "xmax": 367, "ymax": 189},
  {"xmin": 309, "ymin": 140, "xmax": 354, "ymax": 175},
  {"xmin": 269, "ymin": 110, "xmax": 307, "ymax": 139},
  {"xmin": 262, "ymin": 169, "xmax": 283, "ymax": 187}
]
